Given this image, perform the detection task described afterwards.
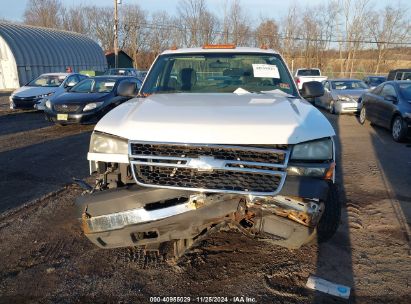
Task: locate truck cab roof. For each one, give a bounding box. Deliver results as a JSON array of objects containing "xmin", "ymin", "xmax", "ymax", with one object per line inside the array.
[{"xmin": 161, "ymin": 46, "xmax": 279, "ymax": 55}]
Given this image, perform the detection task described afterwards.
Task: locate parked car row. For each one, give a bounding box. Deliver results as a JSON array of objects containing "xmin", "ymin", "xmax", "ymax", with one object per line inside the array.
[
  {"xmin": 10, "ymin": 73, "xmax": 142, "ymax": 125},
  {"xmin": 305, "ymin": 74, "xmax": 410, "ymax": 142},
  {"xmin": 104, "ymin": 68, "xmax": 147, "ymax": 82},
  {"xmin": 295, "ymin": 67, "xmax": 410, "ymax": 142}
]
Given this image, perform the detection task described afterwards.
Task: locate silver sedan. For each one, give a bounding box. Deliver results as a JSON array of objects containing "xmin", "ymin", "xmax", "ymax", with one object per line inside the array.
[{"xmin": 315, "ymin": 79, "xmax": 369, "ymax": 114}]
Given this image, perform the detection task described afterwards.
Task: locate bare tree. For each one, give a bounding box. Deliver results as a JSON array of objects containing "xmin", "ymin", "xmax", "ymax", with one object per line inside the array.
[
  {"xmin": 144, "ymin": 11, "xmax": 173, "ymax": 62},
  {"xmin": 338, "ymin": 0, "xmax": 371, "ymax": 77},
  {"xmin": 255, "ymin": 19, "xmax": 279, "ymax": 49},
  {"xmin": 225, "ymin": 0, "xmax": 251, "ymax": 46},
  {"xmin": 61, "ymin": 5, "xmax": 88, "ymax": 34},
  {"xmin": 85, "ymin": 6, "xmax": 115, "ymax": 52},
  {"xmin": 120, "ymin": 4, "xmax": 149, "ymax": 68},
  {"xmin": 280, "ymin": 4, "xmax": 300, "ymax": 63},
  {"xmin": 177, "ymin": 0, "xmax": 217, "ymax": 47},
  {"xmin": 367, "ymin": 5, "xmax": 411, "ymax": 73},
  {"xmin": 296, "ymin": 1, "xmax": 339, "ymax": 70},
  {"xmin": 23, "ymin": 0, "xmax": 63, "ymax": 28},
  {"xmin": 315, "ymin": 0, "xmax": 339, "ymax": 71},
  {"xmin": 18, "ymin": 0, "xmax": 411, "ymax": 75}
]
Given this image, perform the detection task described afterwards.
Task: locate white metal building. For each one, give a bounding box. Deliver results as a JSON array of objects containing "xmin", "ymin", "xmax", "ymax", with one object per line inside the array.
[{"xmin": 0, "ymin": 22, "xmax": 107, "ymax": 90}]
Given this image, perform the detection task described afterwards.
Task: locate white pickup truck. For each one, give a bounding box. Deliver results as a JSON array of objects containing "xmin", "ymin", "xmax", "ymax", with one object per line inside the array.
[
  {"xmin": 294, "ymin": 68, "xmax": 327, "ymax": 90},
  {"xmin": 77, "ymin": 46, "xmax": 340, "ymax": 260}
]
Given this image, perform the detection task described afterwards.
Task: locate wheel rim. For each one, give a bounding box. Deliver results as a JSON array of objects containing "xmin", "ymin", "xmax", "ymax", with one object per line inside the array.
[
  {"xmin": 392, "ymin": 119, "xmax": 402, "ymax": 139},
  {"xmin": 360, "ymin": 107, "xmax": 366, "ymax": 123}
]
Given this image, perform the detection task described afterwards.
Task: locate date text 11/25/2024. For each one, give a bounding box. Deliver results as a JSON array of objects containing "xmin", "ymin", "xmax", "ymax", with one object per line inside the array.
[{"xmin": 149, "ymin": 296, "xmax": 257, "ymax": 303}]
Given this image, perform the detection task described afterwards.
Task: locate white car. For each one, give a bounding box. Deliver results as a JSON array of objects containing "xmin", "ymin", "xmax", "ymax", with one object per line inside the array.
[
  {"xmin": 9, "ymin": 73, "xmax": 88, "ymax": 110},
  {"xmin": 77, "ymin": 46, "xmax": 340, "ymax": 260},
  {"xmin": 315, "ymin": 79, "xmax": 369, "ymax": 114}
]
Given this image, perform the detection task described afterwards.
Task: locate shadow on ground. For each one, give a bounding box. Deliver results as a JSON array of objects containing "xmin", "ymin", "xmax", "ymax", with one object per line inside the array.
[{"xmin": 0, "ymin": 132, "xmax": 90, "ymax": 213}]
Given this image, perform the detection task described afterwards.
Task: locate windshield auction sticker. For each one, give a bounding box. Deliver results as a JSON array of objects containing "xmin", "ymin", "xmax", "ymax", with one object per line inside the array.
[{"xmin": 252, "ymin": 64, "xmax": 280, "ymax": 78}]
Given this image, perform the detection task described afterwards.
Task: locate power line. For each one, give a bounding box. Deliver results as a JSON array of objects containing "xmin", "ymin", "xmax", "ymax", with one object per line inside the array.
[{"xmin": 123, "ymin": 21, "xmax": 411, "ymax": 46}]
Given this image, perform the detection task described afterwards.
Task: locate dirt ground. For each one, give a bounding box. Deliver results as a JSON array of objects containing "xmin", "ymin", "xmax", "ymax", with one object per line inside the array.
[{"xmin": 0, "ymin": 96, "xmax": 410, "ymax": 303}]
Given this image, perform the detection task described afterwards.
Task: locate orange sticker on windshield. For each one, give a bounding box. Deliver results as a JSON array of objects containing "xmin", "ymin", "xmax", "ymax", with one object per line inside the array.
[{"xmin": 280, "ymin": 83, "xmax": 290, "ymax": 89}]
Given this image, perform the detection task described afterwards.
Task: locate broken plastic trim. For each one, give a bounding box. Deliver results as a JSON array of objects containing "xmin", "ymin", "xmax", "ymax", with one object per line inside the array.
[{"xmin": 83, "ymin": 198, "xmax": 198, "ymax": 234}]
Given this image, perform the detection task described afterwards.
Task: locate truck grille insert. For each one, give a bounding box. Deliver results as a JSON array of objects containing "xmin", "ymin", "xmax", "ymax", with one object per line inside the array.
[{"xmin": 129, "ymin": 142, "xmax": 290, "ymax": 195}]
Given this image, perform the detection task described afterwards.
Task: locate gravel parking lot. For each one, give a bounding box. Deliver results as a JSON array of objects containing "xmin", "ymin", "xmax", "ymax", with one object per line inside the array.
[{"xmin": 0, "ymin": 94, "xmax": 410, "ymax": 304}]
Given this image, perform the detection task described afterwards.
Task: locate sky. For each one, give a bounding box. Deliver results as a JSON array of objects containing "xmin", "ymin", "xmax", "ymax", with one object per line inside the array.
[{"xmin": 0, "ymin": 0, "xmax": 409, "ymax": 23}]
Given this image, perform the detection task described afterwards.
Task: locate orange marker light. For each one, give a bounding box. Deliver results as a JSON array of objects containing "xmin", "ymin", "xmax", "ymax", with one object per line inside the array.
[
  {"xmin": 324, "ymin": 162, "xmax": 336, "ymax": 180},
  {"xmin": 202, "ymin": 44, "xmax": 236, "ymax": 49}
]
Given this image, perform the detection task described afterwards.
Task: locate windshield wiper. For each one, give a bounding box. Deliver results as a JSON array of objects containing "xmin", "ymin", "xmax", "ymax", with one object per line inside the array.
[{"xmin": 260, "ymin": 89, "xmax": 297, "ymax": 98}]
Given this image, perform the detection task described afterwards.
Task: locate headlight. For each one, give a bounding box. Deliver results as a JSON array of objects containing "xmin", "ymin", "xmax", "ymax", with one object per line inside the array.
[
  {"xmin": 37, "ymin": 92, "xmax": 53, "ymax": 98},
  {"xmin": 83, "ymin": 102, "xmax": 103, "ymax": 112},
  {"xmin": 337, "ymin": 95, "xmax": 353, "ymax": 102},
  {"xmin": 45, "ymin": 100, "xmax": 51, "ymax": 109},
  {"xmin": 287, "ymin": 166, "xmax": 327, "ymax": 177},
  {"xmin": 89, "ymin": 132, "xmax": 128, "ymax": 154},
  {"xmin": 291, "ymin": 138, "xmax": 333, "ymax": 161}
]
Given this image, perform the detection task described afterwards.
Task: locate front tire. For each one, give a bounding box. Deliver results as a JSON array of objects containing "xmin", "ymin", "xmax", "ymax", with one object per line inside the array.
[
  {"xmin": 329, "ymin": 101, "xmax": 336, "ymax": 114},
  {"xmin": 317, "ymin": 183, "xmax": 341, "ymax": 243},
  {"xmin": 359, "ymin": 106, "xmax": 367, "ymax": 124},
  {"xmin": 391, "ymin": 116, "xmax": 407, "ymax": 142}
]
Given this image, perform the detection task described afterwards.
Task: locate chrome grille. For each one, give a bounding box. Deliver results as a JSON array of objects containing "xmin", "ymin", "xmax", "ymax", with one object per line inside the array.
[
  {"xmin": 129, "ymin": 141, "xmax": 290, "ymax": 196},
  {"xmin": 54, "ymin": 104, "xmax": 81, "ymax": 113}
]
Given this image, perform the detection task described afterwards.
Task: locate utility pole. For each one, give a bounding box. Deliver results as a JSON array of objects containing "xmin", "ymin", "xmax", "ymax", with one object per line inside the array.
[{"xmin": 114, "ymin": 0, "xmax": 120, "ymax": 68}]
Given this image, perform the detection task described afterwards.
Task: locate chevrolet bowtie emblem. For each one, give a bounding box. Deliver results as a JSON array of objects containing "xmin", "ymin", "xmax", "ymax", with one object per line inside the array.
[{"xmin": 186, "ymin": 156, "xmax": 226, "ymax": 172}]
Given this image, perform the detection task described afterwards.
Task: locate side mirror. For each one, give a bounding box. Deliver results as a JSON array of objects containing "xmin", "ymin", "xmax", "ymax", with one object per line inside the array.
[
  {"xmin": 117, "ymin": 81, "xmax": 137, "ymax": 97},
  {"xmin": 300, "ymin": 81, "xmax": 324, "ymax": 99},
  {"xmin": 385, "ymin": 95, "xmax": 397, "ymax": 103}
]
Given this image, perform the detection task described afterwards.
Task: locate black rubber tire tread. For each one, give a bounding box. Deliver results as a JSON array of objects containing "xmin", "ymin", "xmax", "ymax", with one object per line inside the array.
[
  {"xmin": 317, "ymin": 183, "xmax": 341, "ymax": 243},
  {"xmin": 359, "ymin": 106, "xmax": 367, "ymax": 125},
  {"xmin": 391, "ymin": 115, "xmax": 407, "ymax": 142}
]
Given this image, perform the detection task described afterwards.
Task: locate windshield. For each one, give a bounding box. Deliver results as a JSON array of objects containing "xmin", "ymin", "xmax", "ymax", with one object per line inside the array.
[
  {"xmin": 141, "ymin": 53, "xmax": 298, "ymax": 96},
  {"xmin": 369, "ymin": 77, "xmax": 386, "ymax": 86},
  {"xmin": 331, "ymin": 80, "xmax": 368, "ymax": 90},
  {"xmin": 297, "ymin": 69, "xmax": 320, "ymax": 76},
  {"xmin": 28, "ymin": 75, "xmax": 66, "ymax": 87},
  {"xmin": 70, "ymin": 78, "xmax": 117, "ymax": 93},
  {"xmin": 105, "ymin": 69, "xmax": 135, "ymax": 76},
  {"xmin": 399, "ymin": 82, "xmax": 411, "ymax": 99}
]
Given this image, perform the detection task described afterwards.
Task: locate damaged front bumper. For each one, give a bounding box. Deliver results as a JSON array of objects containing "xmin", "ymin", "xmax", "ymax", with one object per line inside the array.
[{"xmin": 77, "ymin": 179, "xmax": 328, "ymax": 249}]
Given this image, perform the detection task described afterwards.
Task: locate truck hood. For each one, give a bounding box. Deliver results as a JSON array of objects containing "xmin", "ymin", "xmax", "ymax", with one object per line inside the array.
[{"xmin": 95, "ymin": 93, "xmax": 335, "ymax": 145}]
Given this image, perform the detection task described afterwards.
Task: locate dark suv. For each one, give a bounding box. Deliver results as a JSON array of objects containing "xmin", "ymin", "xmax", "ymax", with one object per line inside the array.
[{"xmin": 387, "ymin": 69, "xmax": 411, "ymax": 81}]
